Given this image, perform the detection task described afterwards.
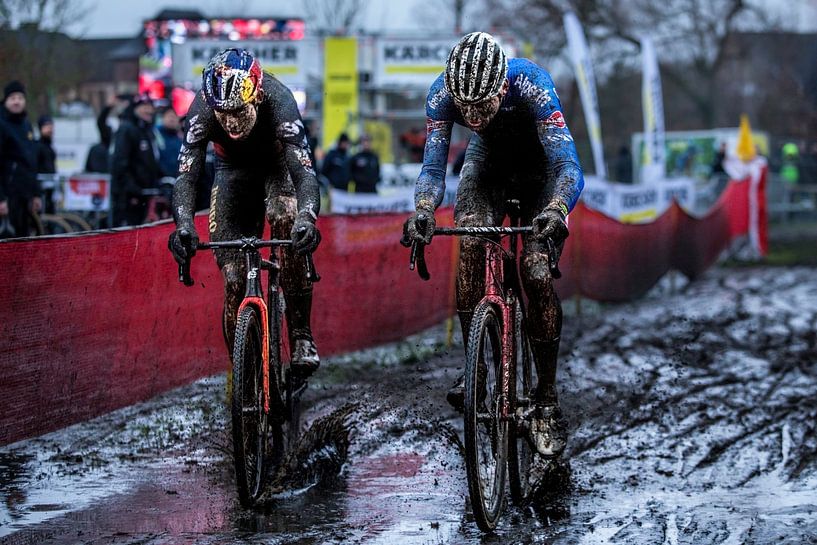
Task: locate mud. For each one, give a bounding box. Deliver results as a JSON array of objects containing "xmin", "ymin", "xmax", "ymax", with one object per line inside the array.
[{"xmin": 2, "ymin": 266, "xmax": 816, "ymax": 544}]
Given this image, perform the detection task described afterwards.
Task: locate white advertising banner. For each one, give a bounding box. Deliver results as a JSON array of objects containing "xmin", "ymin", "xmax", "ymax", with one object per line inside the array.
[
  {"xmin": 171, "ymin": 39, "xmax": 319, "ymax": 88},
  {"xmin": 564, "ymin": 12, "xmax": 606, "ymax": 179},
  {"xmin": 581, "ymin": 176, "xmax": 695, "ymax": 223},
  {"xmin": 374, "ymin": 38, "xmax": 457, "ymax": 87},
  {"xmin": 329, "ymin": 187, "xmax": 414, "ymax": 214},
  {"xmin": 641, "ymin": 37, "xmax": 666, "ymax": 183},
  {"xmin": 328, "ymin": 175, "xmax": 460, "ymax": 214},
  {"xmin": 63, "ymin": 174, "xmax": 110, "ymax": 211}
]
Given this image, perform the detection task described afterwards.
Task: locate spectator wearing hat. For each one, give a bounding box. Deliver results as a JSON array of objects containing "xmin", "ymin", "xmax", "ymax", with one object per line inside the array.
[
  {"xmin": 110, "ymin": 93, "xmax": 162, "ymax": 226},
  {"xmin": 321, "ymin": 132, "xmax": 351, "ymax": 190},
  {"xmin": 0, "ymin": 80, "xmax": 40, "ymax": 238},
  {"xmin": 36, "ymin": 115, "xmax": 57, "ymax": 175},
  {"xmin": 349, "ymin": 134, "xmax": 380, "ymax": 193}
]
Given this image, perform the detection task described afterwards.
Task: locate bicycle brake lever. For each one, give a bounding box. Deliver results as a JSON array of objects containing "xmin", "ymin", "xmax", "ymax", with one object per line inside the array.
[
  {"xmin": 546, "ymin": 238, "xmax": 562, "ymax": 280},
  {"xmin": 305, "ymin": 253, "xmax": 321, "ymax": 283},
  {"xmin": 178, "ymin": 229, "xmax": 195, "ymax": 286},
  {"xmin": 410, "ymin": 241, "xmax": 431, "ymax": 281}
]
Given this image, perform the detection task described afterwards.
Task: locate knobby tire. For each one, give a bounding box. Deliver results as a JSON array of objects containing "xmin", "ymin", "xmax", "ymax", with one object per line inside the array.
[
  {"xmin": 231, "ymin": 306, "xmax": 269, "ymax": 507},
  {"xmin": 464, "ymin": 301, "xmax": 508, "ymax": 532}
]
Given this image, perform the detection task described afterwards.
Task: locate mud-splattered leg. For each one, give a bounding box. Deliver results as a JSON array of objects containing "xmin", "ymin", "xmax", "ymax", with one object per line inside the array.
[
  {"xmin": 209, "ymin": 164, "xmax": 265, "ymax": 364},
  {"xmin": 266, "ymin": 171, "xmax": 317, "ymax": 376},
  {"xmin": 521, "ymin": 247, "xmax": 563, "ymax": 400}
]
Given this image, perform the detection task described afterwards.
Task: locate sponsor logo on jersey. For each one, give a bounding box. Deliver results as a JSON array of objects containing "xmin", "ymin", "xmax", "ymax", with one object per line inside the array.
[
  {"xmin": 514, "ymin": 73, "xmax": 552, "ymax": 107},
  {"xmin": 428, "ymin": 85, "xmax": 450, "ymax": 111},
  {"xmin": 545, "ymin": 110, "xmax": 566, "ymax": 129}
]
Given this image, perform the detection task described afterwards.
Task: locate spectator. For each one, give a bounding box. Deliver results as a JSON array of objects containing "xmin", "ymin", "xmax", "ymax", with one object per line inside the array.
[
  {"xmin": 780, "ymin": 142, "xmax": 800, "ymax": 187},
  {"xmin": 0, "ymin": 80, "xmax": 40, "ymax": 238},
  {"xmin": 801, "ymin": 142, "xmax": 817, "ymax": 185},
  {"xmin": 321, "ymin": 132, "xmax": 351, "ymax": 190},
  {"xmin": 35, "ymin": 115, "xmax": 56, "ymax": 175},
  {"xmin": 110, "ymin": 94, "xmax": 161, "ymax": 226},
  {"xmin": 614, "ymin": 145, "xmax": 633, "ymax": 184},
  {"xmin": 155, "ymin": 107, "xmax": 183, "ymax": 178},
  {"xmin": 84, "ymin": 105, "xmax": 112, "ymax": 173},
  {"xmin": 710, "ymin": 141, "xmax": 727, "ymax": 178},
  {"xmin": 349, "ymin": 134, "xmax": 380, "ymax": 193}
]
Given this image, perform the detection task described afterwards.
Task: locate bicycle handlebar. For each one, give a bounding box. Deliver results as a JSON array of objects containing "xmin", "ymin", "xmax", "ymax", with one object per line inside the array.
[
  {"xmin": 177, "ymin": 232, "xmax": 320, "ymax": 286},
  {"xmin": 408, "ymin": 224, "xmax": 561, "ymax": 281}
]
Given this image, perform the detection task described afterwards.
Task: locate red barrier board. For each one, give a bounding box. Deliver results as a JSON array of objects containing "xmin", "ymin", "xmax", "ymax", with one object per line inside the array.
[
  {"xmin": 0, "ymin": 169, "xmax": 765, "ymax": 444},
  {"xmin": 0, "ymin": 210, "xmax": 455, "ymax": 445}
]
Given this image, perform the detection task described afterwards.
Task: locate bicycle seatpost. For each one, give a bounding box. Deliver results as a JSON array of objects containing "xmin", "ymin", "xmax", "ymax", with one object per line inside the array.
[{"xmin": 178, "ymin": 229, "xmax": 195, "ymax": 287}]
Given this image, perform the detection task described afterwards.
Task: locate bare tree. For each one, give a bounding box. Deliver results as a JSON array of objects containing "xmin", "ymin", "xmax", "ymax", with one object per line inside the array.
[
  {"xmin": 0, "ymin": 0, "xmax": 92, "ymax": 118},
  {"xmin": 486, "ymin": 0, "xmax": 782, "ymax": 127},
  {"xmin": 304, "ymin": 0, "xmax": 367, "ymax": 35},
  {"xmin": 414, "ymin": 0, "xmax": 483, "ymax": 33}
]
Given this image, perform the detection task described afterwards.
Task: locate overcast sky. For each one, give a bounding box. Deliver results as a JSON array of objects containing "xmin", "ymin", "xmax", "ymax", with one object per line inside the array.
[
  {"xmin": 69, "ymin": 0, "xmax": 424, "ymax": 38},
  {"xmin": 67, "ymin": 0, "xmax": 817, "ymax": 39}
]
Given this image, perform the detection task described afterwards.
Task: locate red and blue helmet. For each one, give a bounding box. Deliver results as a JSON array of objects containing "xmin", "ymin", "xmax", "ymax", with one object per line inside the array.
[{"xmin": 202, "ymin": 49, "xmax": 263, "ymax": 112}]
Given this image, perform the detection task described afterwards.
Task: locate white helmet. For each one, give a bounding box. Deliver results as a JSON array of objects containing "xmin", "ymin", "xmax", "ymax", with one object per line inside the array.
[{"xmin": 444, "ymin": 32, "xmax": 508, "ymax": 104}]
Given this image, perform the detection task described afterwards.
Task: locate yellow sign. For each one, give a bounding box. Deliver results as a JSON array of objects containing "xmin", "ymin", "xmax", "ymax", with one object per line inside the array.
[
  {"xmin": 363, "ymin": 120, "xmax": 393, "ymax": 164},
  {"xmin": 323, "ymin": 37, "xmax": 359, "ymax": 149}
]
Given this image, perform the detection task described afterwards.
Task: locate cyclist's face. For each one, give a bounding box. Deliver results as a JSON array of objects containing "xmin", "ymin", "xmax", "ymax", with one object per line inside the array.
[
  {"xmin": 455, "ymin": 80, "xmax": 508, "ymax": 132},
  {"xmin": 215, "ymin": 102, "xmax": 258, "ymax": 140}
]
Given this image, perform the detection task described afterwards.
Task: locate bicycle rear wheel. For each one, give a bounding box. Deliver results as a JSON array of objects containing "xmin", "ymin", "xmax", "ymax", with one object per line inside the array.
[
  {"xmin": 231, "ymin": 306, "xmax": 269, "ymax": 507},
  {"xmin": 464, "ymin": 301, "xmax": 508, "ymax": 532},
  {"xmin": 509, "ymin": 297, "xmax": 536, "ymax": 504}
]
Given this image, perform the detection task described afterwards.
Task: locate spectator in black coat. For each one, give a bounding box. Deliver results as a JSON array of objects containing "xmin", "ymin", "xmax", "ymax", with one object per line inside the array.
[
  {"xmin": 110, "ymin": 94, "xmax": 162, "ymax": 226},
  {"xmin": 0, "ymin": 81, "xmax": 40, "ymax": 238},
  {"xmin": 155, "ymin": 107, "xmax": 183, "ymax": 178},
  {"xmin": 85, "ymin": 105, "xmax": 113, "ymax": 173},
  {"xmin": 36, "ymin": 115, "xmax": 57, "ymax": 174},
  {"xmin": 349, "ymin": 134, "xmax": 380, "ymax": 193},
  {"xmin": 321, "ymin": 133, "xmax": 351, "ymax": 190}
]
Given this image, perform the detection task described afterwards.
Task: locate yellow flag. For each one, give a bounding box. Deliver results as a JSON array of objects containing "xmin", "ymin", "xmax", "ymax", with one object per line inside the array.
[{"xmin": 736, "ymin": 114, "xmax": 756, "ymax": 162}]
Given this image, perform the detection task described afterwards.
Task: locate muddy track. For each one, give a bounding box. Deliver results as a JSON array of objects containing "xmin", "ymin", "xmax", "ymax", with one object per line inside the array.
[{"xmin": 1, "ymin": 266, "xmax": 816, "ymax": 544}]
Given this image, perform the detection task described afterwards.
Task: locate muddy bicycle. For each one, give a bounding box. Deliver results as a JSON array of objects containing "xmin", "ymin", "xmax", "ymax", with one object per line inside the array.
[
  {"xmin": 178, "ymin": 231, "xmax": 319, "ymax": 507},
  {"xmin": 408, "ymin": 203, "xmax": 561, "ymax": 531}
]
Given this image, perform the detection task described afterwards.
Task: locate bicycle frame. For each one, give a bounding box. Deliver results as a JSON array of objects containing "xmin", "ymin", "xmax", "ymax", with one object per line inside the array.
[
  {"xmin": 180, "ymin": 236, "xmax": 319, "ymax": 415},
  {"xmin": 237, "ymin": 247, "xmax": 277, "ymax": 414}
]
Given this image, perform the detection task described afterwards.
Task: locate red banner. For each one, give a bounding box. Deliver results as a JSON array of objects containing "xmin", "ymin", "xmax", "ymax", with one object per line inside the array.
[
  {"xmin": 0, "ymin": 169, "xmax": 766, "ymax": 444},
  {"xmin": 0, "ymin": 210, "xmax": 455, "ymax": 445}
]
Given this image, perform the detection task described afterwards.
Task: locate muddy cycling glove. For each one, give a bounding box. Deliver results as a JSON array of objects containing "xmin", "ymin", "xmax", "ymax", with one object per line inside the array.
[
  {"xmin": 401, "ymin": 207, "xmax": 436, "ymax": 246},
  {"xmin": 532, "ymin": 203, "xmax": 569, "ymax": 246},
  {"xmin": 168, "ymin": 225, "xmax": 199, "ymax": 265},
  {"xmin": 291, "ymin": 210, "xmax": 321, "ymax": 255}
]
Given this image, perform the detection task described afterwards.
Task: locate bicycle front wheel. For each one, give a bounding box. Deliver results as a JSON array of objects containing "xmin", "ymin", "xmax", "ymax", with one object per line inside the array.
[
  {"xmin": 508, "ymin": 297, "xmax": 536, "ymax": 504},
  {"xmin": 231, "ymin": 306, "xmax": 269, "ymax": 507},
  {"xmin": 464, "ymin": 301, "xmax": 508, "ymax": 532}
]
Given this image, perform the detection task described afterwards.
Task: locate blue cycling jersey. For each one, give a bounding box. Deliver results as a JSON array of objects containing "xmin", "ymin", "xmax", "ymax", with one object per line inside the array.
[{"xmin": 415, "ymin": 58, "xmax": 585, "ymax": 214}]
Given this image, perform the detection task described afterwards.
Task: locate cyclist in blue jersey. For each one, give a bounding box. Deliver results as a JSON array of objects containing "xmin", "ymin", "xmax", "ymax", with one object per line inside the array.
[{"xmin": 403, "ymin": 32, "xmax": 585, "ymax": 458}]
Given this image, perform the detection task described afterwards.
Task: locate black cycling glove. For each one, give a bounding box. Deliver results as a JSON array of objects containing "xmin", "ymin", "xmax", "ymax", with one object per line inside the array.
[
  {"xmin": 291, "ymin": 210, "xmax": 321, "ymax": 255},
  {"xmin": 168, "ymin": 224, "xmax": 199, "ymax": 265}
]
